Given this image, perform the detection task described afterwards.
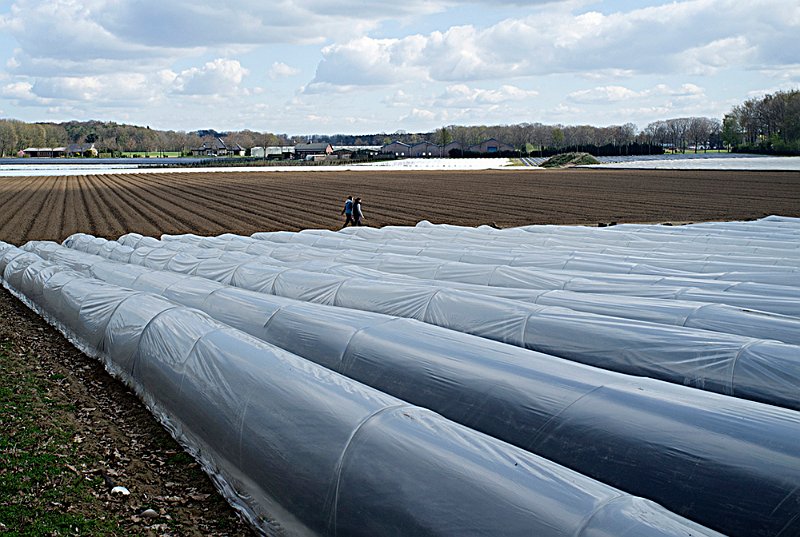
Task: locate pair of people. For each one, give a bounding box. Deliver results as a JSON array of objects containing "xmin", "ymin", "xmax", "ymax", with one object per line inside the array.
[{"xmin": 341, "ymin": 196, "xmax": 364, "ymax": 227}]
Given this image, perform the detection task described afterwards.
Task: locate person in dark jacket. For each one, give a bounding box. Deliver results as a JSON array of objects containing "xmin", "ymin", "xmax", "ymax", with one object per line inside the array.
[
  {"xmin": 341, "ymin": 196, "xmax": 354, "ymax": 228},
  {"xmin": 353, "ymin": 197, "xmax": 364, "ymax": 226}
]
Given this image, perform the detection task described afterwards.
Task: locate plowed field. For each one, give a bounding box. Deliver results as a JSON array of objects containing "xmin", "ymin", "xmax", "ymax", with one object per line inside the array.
[{"xmin": 1, "ymin": 168, "xmax": 799, "ymax": 245}]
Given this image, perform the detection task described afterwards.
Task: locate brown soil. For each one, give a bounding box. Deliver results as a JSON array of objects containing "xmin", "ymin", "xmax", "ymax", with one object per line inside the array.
[
  {"xmin": 1, "ymin": 167, "xmax": 799, "ymax": 534},
  {"xmin": 0, "ymin": 286, "xmax": 254, "ymax": 536},
  {"xmin": 0, "ymin": 168, "xmax": 798, "ymax": 245}
]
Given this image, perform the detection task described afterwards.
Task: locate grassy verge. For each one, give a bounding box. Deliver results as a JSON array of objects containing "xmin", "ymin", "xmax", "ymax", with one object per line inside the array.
[{"xmin": 0, "ymin": 339, "xmax": 126, "ymax": 535}]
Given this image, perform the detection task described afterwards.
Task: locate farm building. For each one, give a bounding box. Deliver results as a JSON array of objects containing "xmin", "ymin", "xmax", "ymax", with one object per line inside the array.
[
  {"xmin": 332, "ymin": 145, "xmax": 382, "ymax": 153},
  {"xmin": 294, "ymin": 142, "xmax": 334, "ymax": 160},
  {"xmin": 20, "ymin": 147, "xmax": 66, "ymax": 158},
  {"xmin": 331, "ymin": 148, "xmax": 352, "ymax": 160},
  {"xmin": 380, "ymin": 139, "xmax": 515, "ymax": 157},
  {"xmin": 467, "ymin": 138, "xmax": 514, "ymax": 153},
  {"xmin": 191, "ymin": 137, "xmax": 245, "ymax": 157},
  {"xmin": 250, "ymin": 146, "xmax": 295, "ymax": 159},
  {"xmin": 20, "ymin": 144, "xmax": 97, "ymax": 158},
  {"xmin": 444, "ymin": 141, "xmax": 463, "ymax": 155},
  {"xmin": 409, "ymin": 141, "xmax": 441, "ymax": 157},
  {"xmin": 65, "ymin": 143, "xmax": 98, "ymax": 157},
  {"xmin": 380, "ymin": 141, "xmax": 411, "ymax": 156}
]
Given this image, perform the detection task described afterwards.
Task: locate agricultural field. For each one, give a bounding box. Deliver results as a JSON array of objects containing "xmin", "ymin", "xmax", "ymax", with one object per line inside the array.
[
  {"xmin": 1, "ymin": 168, "xmax": 799, "ymax": 245},
  {"xmin": 1, "ymin": 167, "xmax": 800, "ymax": 534}
]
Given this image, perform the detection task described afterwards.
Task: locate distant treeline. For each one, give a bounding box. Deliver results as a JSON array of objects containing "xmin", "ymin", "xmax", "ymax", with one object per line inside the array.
[
  {"xmin": 1, "ymin": 89, "xmax": 797, "ymax": 158},
  {"xmin": 0, "ymin": 117, "xmax": 720, "ymax": 158},
  {"xmin": 0, "ymin": 120, "xmax": 292, "ymax": 157},
  {"xmin": 723, "ymin": 89, "xmax": 800, "ymax": 155}
]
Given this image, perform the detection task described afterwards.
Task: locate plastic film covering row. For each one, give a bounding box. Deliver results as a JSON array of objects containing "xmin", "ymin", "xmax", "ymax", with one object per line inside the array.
[
  {"xmin": 143, "ymin": 233, "xmax": 800, "ymax": 345},
  {"xmin": 20, "ymin": 241, "xmax": 800, "ymax": 537},
  {"xmin": 396, "ymin": 216, "xmax": 800, "ymax": 250},
  {"xmin": 127, "ymin": 231, "xmax": 800, "ymax": 317},
  {"xmin": 240, "ymin": 227, "xmax": 800, "ymax": 288},
  {"xmin": 333, "ymin": 220, "xmax": 800, "ymax": 261},
  {"xmin": 61, "ymin": 235, "xmax": 800, "ymax": 411},
  {"xmin": 0, "ymin": 243, "xmax": 726, "ymax": 537}
]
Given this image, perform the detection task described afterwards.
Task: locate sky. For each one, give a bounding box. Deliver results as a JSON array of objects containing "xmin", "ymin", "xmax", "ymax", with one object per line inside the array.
[{"xmin": 0, "ymin": 0, "xmax": 798, "ymax": 135}]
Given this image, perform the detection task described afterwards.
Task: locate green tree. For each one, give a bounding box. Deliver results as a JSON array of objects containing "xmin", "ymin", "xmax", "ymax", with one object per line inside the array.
[
  {"xmin": 551, "ymin": 127, "xmax": 564, "ymax": 149},
  {"xmin": 721, "ymin": 115, "xmax": 741, "ymax": 150},
  {"xmin": 436, "ymin": 126, "xmax": 452, "ymax": 146},
  {"xmin": 0, "ymin": 120, "xmax": 19, "ymax": 156}
]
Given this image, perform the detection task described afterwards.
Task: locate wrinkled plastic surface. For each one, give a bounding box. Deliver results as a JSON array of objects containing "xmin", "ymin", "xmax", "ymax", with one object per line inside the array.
[
  {"xmin": 23, "ymin": 241, "xmax": 800, "ymax": 537},
  {"xmin": 0, "ymin": 243, "xmax": 727, "ymax": 537},
  {"xmin": 246, "ymin": 227, "xmax": 800, "ymax": 288},
  {"xmin": 58, "ymin": 236, "xmax": 800, "ymax": 411},
  {"xmin": 121, "ymin": 230, "xmax": 800, "ymax": 322}
]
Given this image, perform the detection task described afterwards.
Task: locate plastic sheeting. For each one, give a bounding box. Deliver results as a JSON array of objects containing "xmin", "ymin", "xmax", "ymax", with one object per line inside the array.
[
  {"xmin": 20, "ymin": 241, "xmax": 800, "ymax": 537},
  {"xmin": 60, "ymin": 236, "xmax": 800, "ymax": 411},
  {"xmin": 0, "ymin": 243, "xmax": 727, "ymax": 537},
  {"xmin": 388, "ymin": 216, "xmax": 800, "ymax": 248},
  {"xmin": 122, "ymin": 231, "xmax": 800, "ymax": 317},
  {"xmin": 142, "ymin": 235, "xmax": 800, "ymax": 345},
  {"xmin": 334, "ymin": 220, "xmax": 800, "ymax": 251},
  {"xmin": 241, "ymin": 229, "xmax": 800, "ymax": 288}
]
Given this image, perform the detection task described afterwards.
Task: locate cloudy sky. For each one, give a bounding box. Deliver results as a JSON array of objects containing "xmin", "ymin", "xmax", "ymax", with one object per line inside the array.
[{"xmin": 0, "ymin": 0, "xmax": 798, "ymax": 135}]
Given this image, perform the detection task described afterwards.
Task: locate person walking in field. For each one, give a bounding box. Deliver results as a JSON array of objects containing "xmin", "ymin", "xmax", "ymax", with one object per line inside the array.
[
  {"xmin": 341, "ymin": 196, "xmax": 354, "ymax": 228},
  {"xmin": 353, "ymin": 197, "xmax": 364, "ymax": 226}
]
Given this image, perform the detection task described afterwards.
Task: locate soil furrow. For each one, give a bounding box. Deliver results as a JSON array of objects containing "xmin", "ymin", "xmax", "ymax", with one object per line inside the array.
[
  {"xmin": 0, "ymin": 177, "xmax": 46, "ymax": 226},
  {"xmin": 110, "ymin": 174, "xmax": 234, "ymax": 233},
  {"xmin": 0, "ymin": 169, "xmax": 798, "ymax": 244},
  {"xmin": 0, "ymin": 176, "xmax": 51, "ymax": 244},
  {"xmin": 20, "ymin": 176, "xmax": 62, "ymax": 242}
]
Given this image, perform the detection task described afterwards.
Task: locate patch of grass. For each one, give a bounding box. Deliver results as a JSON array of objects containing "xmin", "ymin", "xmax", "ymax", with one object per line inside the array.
[
  {"xmin": 540, "ymin": 152, "xmax": 600, "ymax": 168},
  {"xmin": 0, "ymin": 342, "xmax": 128, "ymax": 536}
]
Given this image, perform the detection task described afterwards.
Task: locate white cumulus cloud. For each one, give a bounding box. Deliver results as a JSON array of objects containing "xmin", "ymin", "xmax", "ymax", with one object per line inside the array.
[
  {"xmin": 567, "ymin": 83, "xmax": 707, "ymax": 107},
  {"xmin": 173, "ymin": 58, "xmax": 248, "ymax": 95},
  {"xmin": 435, "ymin": 84, "xmax": 538, "ymax": 107},
  {"xmin": 1, "ymin": 81, "xmax": 41, "ymax": 102},
  {"xmin": 307, "ymin": 0, "xmax": 800, "ymax": 89},
  {"xmin": 269, "ymin": 62, "xmax": 300, "ymax": 79},
  {"xmin": 568, "ymin": 85, "xmax": 640, "ymax": 103}
]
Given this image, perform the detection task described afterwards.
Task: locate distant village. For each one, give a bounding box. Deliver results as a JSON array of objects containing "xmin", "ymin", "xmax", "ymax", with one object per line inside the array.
[{"xmin": 19, "ymin": 136, "xmax": 517, "ymax": 161}]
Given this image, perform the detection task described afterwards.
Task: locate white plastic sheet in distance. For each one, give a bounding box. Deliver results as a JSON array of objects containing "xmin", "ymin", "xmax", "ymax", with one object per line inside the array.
[{"xmin": 0, "ymin": 243, "xmax": 730, "ymax": 537}]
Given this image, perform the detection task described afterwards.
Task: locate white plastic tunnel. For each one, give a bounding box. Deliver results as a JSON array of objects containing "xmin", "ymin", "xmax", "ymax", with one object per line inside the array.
[
  {"xmin": 19, "ymin": 240, "xmax": 800, "ymax": 537},
  {"xmin": 0, "ymin": 242, "xmax": 727, "ymax": 537},
  {"xmin": 119, "ymin": 231, "xmax": 800, "ymax": 317},
  {"xmin": 60, "ymin": 235, "xmax": 800, "ymax": 411},
  {"xmin": 145, "ymin": 233, "xmax": 800, "ymax": 345}
]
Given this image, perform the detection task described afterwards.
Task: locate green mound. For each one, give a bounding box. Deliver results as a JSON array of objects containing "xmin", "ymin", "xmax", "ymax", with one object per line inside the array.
[{"xmin": 540, "ymin": 152, "xmax": 600, "ymax": 168}]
